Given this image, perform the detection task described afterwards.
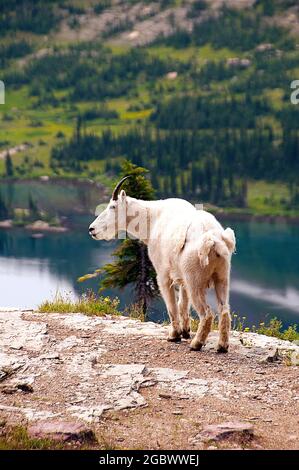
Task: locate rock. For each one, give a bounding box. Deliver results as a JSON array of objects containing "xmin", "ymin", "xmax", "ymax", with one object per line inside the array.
[
  {"xmin": 28, "ymin": 420, "xmax": 96, "ymax": 443},
  {"xmin": 31, "ymin": 233, "xmax": 44, "ymax": 239},
  {"xmin": 290, "ymin": 351, "xmax": 299, "ymax": 366},
  {"xmin": 17, "ymin": 383, "xmax": 34, "ymax": 393},
  {"xmin": 0, "ymin": 382, "xmax": 34, "ymax": 394},
  {"xmin": 264, "ymin": 348, "xmax": 282, "ymax": 363},
  {"xmin": 25, "ymin": 220, "xmax": 67, "ymax": 233},
  {"xmin": 128, "ymin": 31, "xmax": 140, "ymax": 40},
  {"xmin": 256, "ymin": 43, "xmax": 274, "ymax": 52},
  {"xmin": 0, "ymin": 386, "xmax": 17, "ymax": 395},
  {"xmin": 166, "ymin": 71, "xmax": 178, "ymax": 80},
  {"xmin": 0, "ymin": 143, "xmax": 31, "ymax": 160},
  {"xmin": 0, "ymin": 220, "xmax": 13, "ymax": 229},
  {"xmin": 159, "ymin": 393, "xmax": 172, "ymax": 399},
  {"xmin": 198, "ymin": 422, "xmax": 254, "ymax": 443},
  {"xmin": 40, "ymin": 353, "xmax": 60, "ymax": 360},
  {"xmin": 227, "ymin": 57, "xmax": 251, "ymax": 68}
]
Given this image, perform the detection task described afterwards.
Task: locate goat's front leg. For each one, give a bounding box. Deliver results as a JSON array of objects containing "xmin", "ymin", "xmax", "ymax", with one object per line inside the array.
[
  {"xmin": 158, "ymin": 276, "xmax": 181, "ymax": 342},
  {"xmin": 215, "ymin": 279, "xmax": 231, "ymax": 353},
  {"xmin": 178, "ymin": 286, "xmax": 191, "ymax": 339}
]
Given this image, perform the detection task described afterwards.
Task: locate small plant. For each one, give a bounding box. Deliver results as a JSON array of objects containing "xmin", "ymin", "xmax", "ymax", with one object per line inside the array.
[
  {"xmin": 257, "ymin": 318, "xmax": 299, "ymax": 342},
  {"xmin": 124, "ymin": 302, "xmax": 146, "ymax": 322},
  {"xmin": 232, "ymin": 313, "xmax": 247, "ymax": 331},
  {"xmin": 190, "ymin": 317, "xmax": 199, "ymax": 333},
  {"xmin": 38, "ymin": 291, "xmax": 120, "ymax": 317}
]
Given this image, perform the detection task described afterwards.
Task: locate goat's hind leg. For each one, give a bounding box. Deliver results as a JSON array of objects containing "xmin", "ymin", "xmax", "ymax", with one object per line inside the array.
[
  {"xmin": 178, "ymin": 286, "xmax": 191, "ymax": 339},
  {"xmin": 189, "ymin": 291, "xmax": 214, "ymax": 351},
  {"xmin": 158, "ymin": 276, "xmax": 182, "ymax": 342},
  {"xmin": 215, "ymin": 278, "xmax": 231, "ymax": 353}
]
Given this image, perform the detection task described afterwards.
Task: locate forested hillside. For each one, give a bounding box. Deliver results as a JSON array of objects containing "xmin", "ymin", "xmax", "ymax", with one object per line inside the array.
[{"xmin": 1, "ymin": 0, "xmax": 299, "ymax": 216}]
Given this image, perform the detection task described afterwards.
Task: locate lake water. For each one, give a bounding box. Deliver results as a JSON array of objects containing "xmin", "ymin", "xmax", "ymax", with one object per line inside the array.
[
  {"xmin": 0, "ymin": 181, "xmax": 299, "ymax": 327},
  {"xmin": 1, "ymin": 219, "xmax": 299, "ymax": 327}
]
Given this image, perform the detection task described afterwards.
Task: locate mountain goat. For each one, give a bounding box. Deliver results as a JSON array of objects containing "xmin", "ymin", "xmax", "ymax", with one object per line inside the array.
[{"xmin": 89, "ymin": 176, "xmax": 236, "ymax": 352}]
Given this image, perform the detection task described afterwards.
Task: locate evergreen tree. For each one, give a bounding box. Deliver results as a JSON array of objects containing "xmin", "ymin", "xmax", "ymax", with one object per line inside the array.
[
  {"xmin": 82, "ymin": 160, "xmax": 159, "ymax": 318},
  {"xmin": 5, "ymin": 152, "xmax": 14, "ymax": 177},
  {"xmin": 0, "ymin": 191, "xmax": 9, "ymax": 220},
  {"xmin": 28, "ymin": 193, "xmax": 39, "ymax": 220}
]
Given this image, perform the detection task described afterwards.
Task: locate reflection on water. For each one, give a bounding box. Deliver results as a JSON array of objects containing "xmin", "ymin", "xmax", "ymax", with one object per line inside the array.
[
  {"xmin": 0, "ymin": 218, "xmax": 299, "ymax": 327},
  {"xmin": 1, "ymin": 257, "xmax": 74, "ymax": 308},
  {"xmin": 231, "ymin": 280, "xmax": 299, "ymax": 314}
]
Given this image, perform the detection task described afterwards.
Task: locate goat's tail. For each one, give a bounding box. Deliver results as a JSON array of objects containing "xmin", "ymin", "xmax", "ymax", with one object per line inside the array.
[{"xmin": 198, "ymin": 228, "xmax": 236, "ymax": 268}]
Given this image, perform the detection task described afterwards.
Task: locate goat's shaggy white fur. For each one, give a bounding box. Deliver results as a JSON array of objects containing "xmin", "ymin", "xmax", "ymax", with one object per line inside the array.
[{"xmin": 89, "ymin": 192, "xmax": 236, "ymax": 352}]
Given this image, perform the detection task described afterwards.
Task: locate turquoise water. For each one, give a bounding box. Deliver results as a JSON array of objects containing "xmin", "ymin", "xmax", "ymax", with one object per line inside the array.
[{"xmin": 1, "ymin": 220, "xmax": 299, "ymax": 327}]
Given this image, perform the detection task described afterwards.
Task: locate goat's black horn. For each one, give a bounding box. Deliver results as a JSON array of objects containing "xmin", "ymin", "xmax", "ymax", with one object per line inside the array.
[{"xmin": 112, "ymin": 175, "xmax": 131, "ymax": 201}]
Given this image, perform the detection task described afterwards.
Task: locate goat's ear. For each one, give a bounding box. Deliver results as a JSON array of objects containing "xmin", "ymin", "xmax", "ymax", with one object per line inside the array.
[{"xmin": 119, "ymin": 189, "xmax": 126, "ymax": 202}]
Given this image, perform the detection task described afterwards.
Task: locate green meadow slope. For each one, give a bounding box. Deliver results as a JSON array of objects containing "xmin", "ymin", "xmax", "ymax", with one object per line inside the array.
[{"xmin": 1, "ymin": 0, "xmax": 299, "ymax": 217}]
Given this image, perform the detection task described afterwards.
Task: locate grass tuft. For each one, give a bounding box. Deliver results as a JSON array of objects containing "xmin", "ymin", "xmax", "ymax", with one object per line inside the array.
[
  {"xmin": 0, "ymin": 425, "xmax": 63, "ymax": 450},
  {"xmin": 38, "ymin": 291, "xmax": 120, "ymax": 316},
  {"xmin": 124, "ymin": 302, "xmax": 146, "ymax": 322},
  {"xmin": 256, "ymin": 318, "xmax": 298, "ymax": 342}
]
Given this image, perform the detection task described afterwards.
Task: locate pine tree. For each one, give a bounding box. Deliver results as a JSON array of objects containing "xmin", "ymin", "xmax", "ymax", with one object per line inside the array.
[
  {"xmin": 28, "ymin": 193, "xmax": 39, "ymax": 220},
  {"xmin": 83, "ymin": 160, "xmax": 160, "ymax": 318},
  {"xmin": 5, "ymin": 152, "xmax": 14, "ymax": 177},
  {"xmin": 0, "ymin": 190, "xmax": 9, "ymax": 220}
]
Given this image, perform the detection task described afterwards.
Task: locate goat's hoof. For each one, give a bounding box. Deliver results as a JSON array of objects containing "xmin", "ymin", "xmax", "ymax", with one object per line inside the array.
[
  {"xmin": 182, "ymin": 329, "xmax": 191, "ymax": 339},
  {"xmin": 167, "ymin": 335, "xmax": 181, "ymax": 343},
  {"xmin": 217, "ymin": 345, "xmax": 229, "ymax": 353},
  {"xmin": 190, "ymin": 340, "xmax": 203, "ymax": 351}
]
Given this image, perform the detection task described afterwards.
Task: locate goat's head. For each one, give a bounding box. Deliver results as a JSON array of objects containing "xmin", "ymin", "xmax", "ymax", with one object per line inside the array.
[{"xmin": 89, "ymin": 176, "xmax": 130, "ymax": 240}]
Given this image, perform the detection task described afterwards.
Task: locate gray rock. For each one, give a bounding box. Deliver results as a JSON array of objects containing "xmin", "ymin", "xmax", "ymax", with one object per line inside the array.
[
  {"xmin": 264, "ymin": 348, "xmax": 282, "ymax": 363},
  {"xmin": 198, "ymin": 422, "xmax": 254, "ymax": 443},
  {"xmin": 28, "ymin": 420, "xmax": 96, "ymax": 443},
  {"xmin": 0, "ymin": 309, "xmax": 298, "ymax": 428}
]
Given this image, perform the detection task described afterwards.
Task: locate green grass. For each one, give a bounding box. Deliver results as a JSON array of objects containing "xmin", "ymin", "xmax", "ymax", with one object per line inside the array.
[
  {"xmin": 0, "ymin": 425, "xmax": 64, "ymax": 450},
  {"xmin": 206, "ymin": 179, "xmax": 299, "ymax": 219},
  {"xmin": 0, "ymin": 81, "xmax": 154, "ymax": 179},
  {"xmin": 263, "ymin": 88, "xmax": 285, "ymax": 110},
  {"xmin": 148, "ymin": 44, "xmax": 238, "ymax": 63},
  {"xmin": 0, "ymin": 423, "xmax": 114, "ymax": 450},
  {"xmin": 247, "ymin": 180, "xmax": 299, "ymax": 217},
  {"xmin": 38, "ymin": 292, "xmax": 148, "ymax": 322},
  {"xmin": 38, "ymin": 292, "xmax": 120, "ymax": 316}
]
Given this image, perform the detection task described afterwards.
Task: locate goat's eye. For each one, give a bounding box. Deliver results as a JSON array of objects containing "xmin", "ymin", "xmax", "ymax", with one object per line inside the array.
[{"xmin": 111, "ymin": 205, "xmax": 116, "ymax": 210}]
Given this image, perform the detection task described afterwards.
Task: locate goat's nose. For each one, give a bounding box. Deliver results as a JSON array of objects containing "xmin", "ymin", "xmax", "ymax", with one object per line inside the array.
[{"xmin": 89, "ymin": 226, "xmax": 95, "ymax": 235}]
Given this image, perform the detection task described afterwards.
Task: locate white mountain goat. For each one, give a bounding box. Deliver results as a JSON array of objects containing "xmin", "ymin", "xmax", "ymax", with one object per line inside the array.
[{"xmin": 89, "ymin": 176, "xmax": 236, "ymax": 352}]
